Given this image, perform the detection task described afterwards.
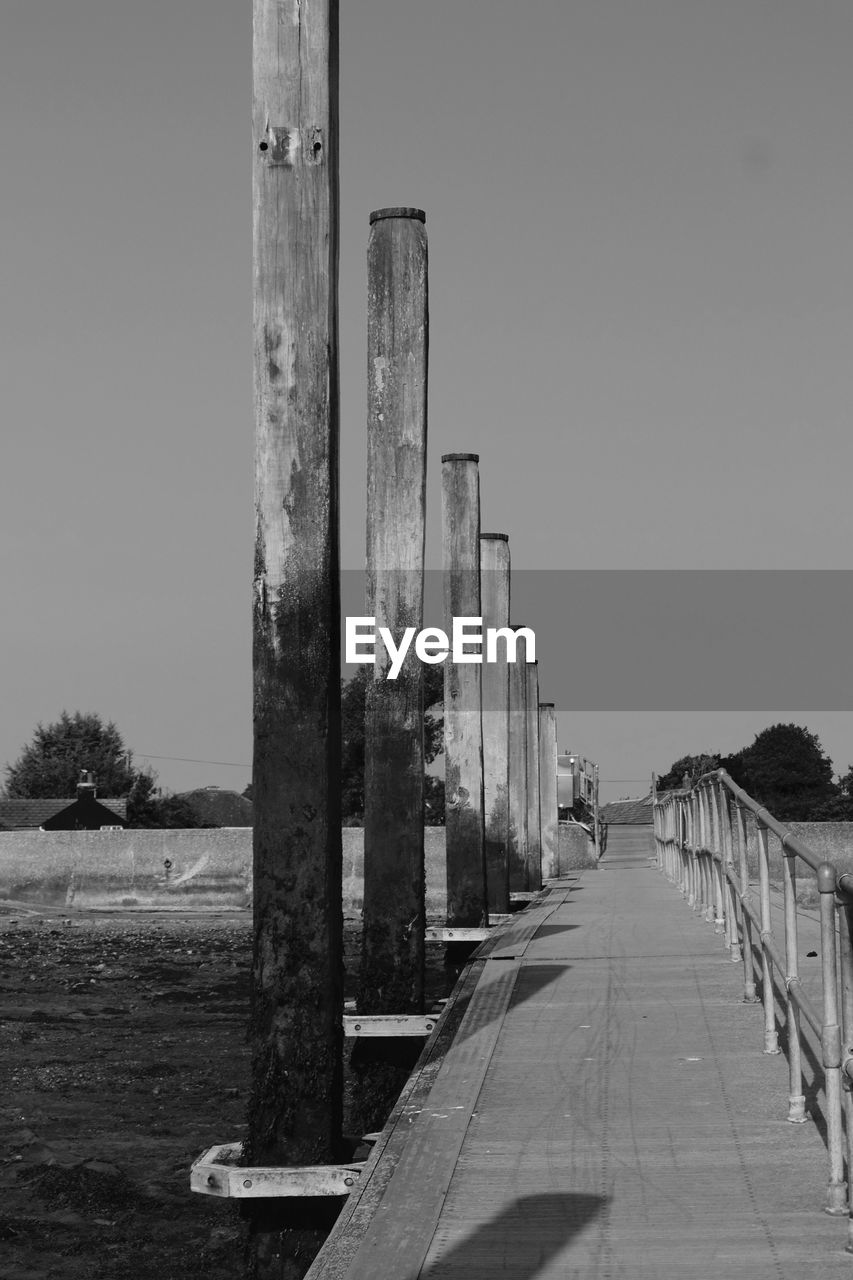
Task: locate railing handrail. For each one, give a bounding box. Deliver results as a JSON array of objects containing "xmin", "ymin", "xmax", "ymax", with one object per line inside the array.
[
  {"xmin": 681, "ymin": 767, "xmax": 831, "ymax": 880},
  {"xmin": 652, "ymin": 772, "xmax": 853, "ymax": 1246}
]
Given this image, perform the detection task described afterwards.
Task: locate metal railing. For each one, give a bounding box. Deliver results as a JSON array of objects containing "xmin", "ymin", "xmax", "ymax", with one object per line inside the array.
[{"xmin": 653, "ymin": 769, "xmax": 853, "ymax": 1245}]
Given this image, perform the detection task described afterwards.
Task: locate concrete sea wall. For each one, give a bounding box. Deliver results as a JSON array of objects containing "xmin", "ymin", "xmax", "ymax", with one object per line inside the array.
[
  {"xmin": 0, "ymin": 823, "xmax": 601, "ymax": 913},
  {"xmin": 0, "ymin": 827, "xmax": 451, "ymax": 916}
]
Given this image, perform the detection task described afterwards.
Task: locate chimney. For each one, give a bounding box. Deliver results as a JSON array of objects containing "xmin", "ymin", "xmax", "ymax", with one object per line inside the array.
[{"xmin": 77, "ymin": 770, "xmax": 96, "ymax": 800}]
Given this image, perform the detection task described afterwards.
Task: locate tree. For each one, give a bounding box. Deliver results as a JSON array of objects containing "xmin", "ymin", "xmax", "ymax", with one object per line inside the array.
[
  {"xmin": 124, "ymin": 771, "xmax": 211, "ymax": 829},
  {"xmin": 5, "ymin": 711, "xmax": 135, "ymax": 799},
  {"xmin": 810, "ymin": 764, "xmax": 853, "ymax": 821},
  {"xmin": 723, "ymin": 723, "xmax": 837, "ymax": 821},
  {"xmin": 656, "ymin": 753, "xmax": 720, "ymax": 791},
  {"xmin": 340, "ymin": 664, "xmax": 445, "ymax": 824},
  {"xmin": 5, "ymin": 710, "xmax": 211, "ymax": 829}
]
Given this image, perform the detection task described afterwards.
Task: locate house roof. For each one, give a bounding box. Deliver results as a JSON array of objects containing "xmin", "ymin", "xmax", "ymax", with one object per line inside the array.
[
  {"xmin": 600, "ymin": 794, "xmax": 654, "ymax": 825},
  {"xmin": 176, "ymin": 787, "xmax": 252, "ymax": 827},
  {"xmin": 0, "ymin": 797, "xmax": 128, "ymax": 830}
]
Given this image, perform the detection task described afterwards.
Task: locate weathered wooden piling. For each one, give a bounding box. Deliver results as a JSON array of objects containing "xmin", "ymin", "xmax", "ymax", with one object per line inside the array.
[
  {"xmin": 538, "ymin": 703, "xmax": 559, "ymax": 878},
  {"xmin": 480, "ymin": 533, "xmax": 510, "ymax": 914},
  {"xmin": 442, "ymin": 454, "xmax": 487, "ymax": 925},
  {"xmin": 361, "ymin": 208, "xmax": 428, "ymax": 1017},
  {"xmin": 250, "ymin": 1, "xmax": 342, "ymax": 1274},
  {"xmin": 507, "ymin": 626, "xmax": 529, "ymax": 892},
  {"xmin": 524, "ymin": 661, "xmax": 542, "ymax": 891}
]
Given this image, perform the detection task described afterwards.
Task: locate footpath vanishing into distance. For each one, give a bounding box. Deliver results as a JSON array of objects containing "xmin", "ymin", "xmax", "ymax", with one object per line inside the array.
[{"xmin": 308, "ymin": 826, "xmax": 853, "ymax": 1279}]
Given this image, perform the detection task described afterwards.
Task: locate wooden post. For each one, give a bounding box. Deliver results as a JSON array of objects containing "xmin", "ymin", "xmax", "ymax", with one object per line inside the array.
[
  {"xmin": 480, "ymin": 532, "xmax": 510, "ymax": 914},
  {"xmin": 524, "ymin": 662, "xmax": 542, "ymax": 891},
  {"xmin": 507, "ymin": 626, "xmax": 529, "ymax": 892},
  {"xmin": 362, "ymin": 207, "xmax": 428, "ymax": 1017},
  {"xmin": 442, "ymin": 454, "xmax": 487, "ymax": 925},
  {"xmin": 594, "ymin": 762, "xmax": 601, "ymax": 859},
  {"xmin": 250, "ymin": 2, "xmax": 341, "ymax": 1275},
  {"xmin": 538, "ymin": 703, "xmax": 558, "ymax": 879}
]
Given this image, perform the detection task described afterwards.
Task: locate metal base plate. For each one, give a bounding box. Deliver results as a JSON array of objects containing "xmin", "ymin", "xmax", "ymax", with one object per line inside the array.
[
  {"xmin": 190, "ymin": 1143, "xmax": 363, "ymax": 1199},
  {"xmin": 343, "ymin": 1014, "xmax": 437, "ymax": 1037}
]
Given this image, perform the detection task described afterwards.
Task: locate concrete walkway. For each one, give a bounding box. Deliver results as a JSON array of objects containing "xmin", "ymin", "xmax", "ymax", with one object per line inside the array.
[{"xmin": 309, "ymin": 827, "xmax": 852, "ymax": 1279}]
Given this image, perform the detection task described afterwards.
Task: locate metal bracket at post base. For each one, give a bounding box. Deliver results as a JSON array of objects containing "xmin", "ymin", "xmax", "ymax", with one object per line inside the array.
[
  {"xmin": 190, "ymin": 1143, "xmax": 364, "ymax": 1199},
  {"xmin": 343, "ymin": 1014, "xmax": 437, "ymax": 1037},
  {"xmin": 425, "ymin": 926, "xmax": 490, "ymax": 942}
]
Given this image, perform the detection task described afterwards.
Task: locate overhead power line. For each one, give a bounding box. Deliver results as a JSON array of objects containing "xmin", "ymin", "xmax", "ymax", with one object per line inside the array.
[{"xmin": 136, "ymin": 753, "xmax": 250, "ymax": 768}]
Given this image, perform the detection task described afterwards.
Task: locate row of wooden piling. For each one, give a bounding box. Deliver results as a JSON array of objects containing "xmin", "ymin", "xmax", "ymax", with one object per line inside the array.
[
  {"xmin": 361, "ymin": 210, "xmax": 560, "ymax": 1027},
  {"xmin": 248, "ymin": 6, "xmax": 559, "ymax": 1272}
]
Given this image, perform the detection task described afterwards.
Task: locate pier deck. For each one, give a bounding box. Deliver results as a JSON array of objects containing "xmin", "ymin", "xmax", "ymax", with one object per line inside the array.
[{"xmin": 308, "ymin": 827, "xmax": 852, "ymax": 1278}]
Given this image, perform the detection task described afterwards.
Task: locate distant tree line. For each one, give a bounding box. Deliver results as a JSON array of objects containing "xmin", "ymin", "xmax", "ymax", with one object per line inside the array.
[
  {"xmin": 5, "ymin": 681, "xmax": 448, "ymax": 828},
  {"xmin": 2, "ymin": 712, "xmax": 213, "ymax": 828},
  {"xmin": 656, "ymin": 722, "xmax": 853, "ymax": 822}
]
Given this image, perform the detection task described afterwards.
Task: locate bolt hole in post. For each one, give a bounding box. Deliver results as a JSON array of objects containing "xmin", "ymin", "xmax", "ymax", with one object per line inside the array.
[{"xmin": 259, "ymin": 140, "xmax": 268, "ymax": 151}]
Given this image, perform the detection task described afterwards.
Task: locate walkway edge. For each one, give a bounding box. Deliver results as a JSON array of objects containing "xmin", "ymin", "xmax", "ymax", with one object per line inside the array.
[{"xmin": 306, "ymin": 882, "xmax": 580, "ymax": 1278}]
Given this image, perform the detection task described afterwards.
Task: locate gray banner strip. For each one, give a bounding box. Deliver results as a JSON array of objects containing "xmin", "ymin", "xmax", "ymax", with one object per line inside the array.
[{"xmin": 341, "ymin": 571, "xmax": 853, "ymax": 710}]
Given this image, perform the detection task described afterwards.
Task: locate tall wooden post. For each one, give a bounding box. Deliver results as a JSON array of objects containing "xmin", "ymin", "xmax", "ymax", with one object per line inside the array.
[
  {"xmin": 362, "ymin": 207, "xmax": 428, "ymax": 1017},
  {"xmin": 480, "ymin": 532, "xmax": 510, "ymax": 914},
  {"xmin": 594, "ymin": 763, "xmax": 601, "ymax": 859},
  {"xmin": 442, "ymin": 454, "xmax": 487, "ymax": 925},
  {"xmin": 507, "ymin": 626, "xmax": 529, "ymax": 892},
  {"xmin": 538, "ymin": 703, "xmax": 559, "ymax": 879},
  {"xmin": 250, "ymin": 2, "xmax": 341, "ymax": 1276},
  {"xmin": 524, "ymin": 661, "xmax": 542, "ymax": 891}
]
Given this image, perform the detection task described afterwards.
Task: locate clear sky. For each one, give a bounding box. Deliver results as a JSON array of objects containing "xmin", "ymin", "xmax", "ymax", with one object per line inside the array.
[{"xmin": 2, "ymin": 1, "xmax": 852, "ymax": 797}]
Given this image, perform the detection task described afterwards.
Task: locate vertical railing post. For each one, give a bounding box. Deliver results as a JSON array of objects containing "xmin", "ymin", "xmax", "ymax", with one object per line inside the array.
[
  {"xmin": 442, "ymin": 454, "xmax": 487, "ymax": 926},
  {"xmin": 711, "ymin": 782, "xmax": 725, "ymax": 934},
  {"xmin": 817, "ymin": 862, "xmax": 847, "ymax": 1214},
  {"xmin": 652, "ymin": 792, "xmax": 662, "ymax": 871},
  {"xmin": 681, "ymin": 796, "xmax": 691, "ymax": 896},
  {"xmin": 687, "ymin": 791, "xmax": 698, "ymax": 908},
  {"xmin": 701, "ymin": 786, "xmax": 714, "ymax": 924},
  {"xmin": 735, "ymin": 801, "xmax": 757, "ymax": 1002},
  {"xmin": 835, "ymin": 892, "xmax": 853, "ymax": 1249},
  {"xmin": 691, "ymin": 789, "xmax": 700, "ymax": 909},
  {"xmin": 480, "ymin": 532, "xmax": 511, "ymax": 913},
  {"xmin": 781, "ymin": 842, "xmax": 806, "ymax": 1122},
  {"xmin": 756, "ymin": 819, "xmax": 780, "ymax": 1054},
  {"xmin": 720, "ymin": 785, "xmax": 740, "ymax": 961}
]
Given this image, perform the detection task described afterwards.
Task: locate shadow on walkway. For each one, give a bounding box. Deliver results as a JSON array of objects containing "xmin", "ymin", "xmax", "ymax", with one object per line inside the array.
[
  {"xmin": 451, "ymin": 963, "xmax": 569, "ymax": 1050},
  {"xmin": 420, "ymin": 1192, "xmax": 606, "ymax": 1279}
]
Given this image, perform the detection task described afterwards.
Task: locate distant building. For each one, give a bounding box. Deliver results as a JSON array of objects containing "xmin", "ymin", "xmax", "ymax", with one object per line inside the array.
[
  {"xmin": 0, "ymin": 771, "xmax": 128, "ymax": 831},
  {"xmin": 599, "ymin": 794, "xmax": 655, "ymax": 826},
  {"xmin": 175, "ymin": 786, "xmax": 252, "ymax": 828}
]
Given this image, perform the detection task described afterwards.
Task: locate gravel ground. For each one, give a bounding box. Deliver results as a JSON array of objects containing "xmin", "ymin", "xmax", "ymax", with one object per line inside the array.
[{"xmin": 0, "ymin": 904, "xmax": 457, "ymax": 1280}]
